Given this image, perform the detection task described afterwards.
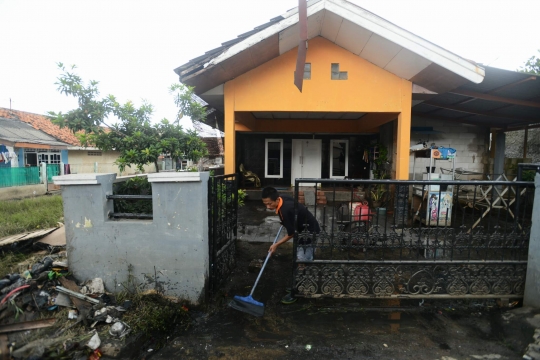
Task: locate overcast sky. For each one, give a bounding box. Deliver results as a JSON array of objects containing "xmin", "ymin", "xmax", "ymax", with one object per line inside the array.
[{"xmin": 1, "ymin": 0, "xmax": 539, "ymax": 132}]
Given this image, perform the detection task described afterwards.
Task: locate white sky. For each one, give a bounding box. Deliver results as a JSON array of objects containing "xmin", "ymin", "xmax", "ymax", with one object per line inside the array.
[{"xmin": 1, "ymin": 0, "xmax": 539, "ymax": 133}]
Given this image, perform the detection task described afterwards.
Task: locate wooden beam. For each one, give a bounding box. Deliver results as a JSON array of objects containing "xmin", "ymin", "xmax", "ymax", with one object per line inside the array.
[
  {"xmin": 449, "ymin": 89, "xmax": 540, "ymax": 108},
  {"xmin": 487, "ymin": 76, "xmax": 536, "ymax": 94},
  {"xmin": 423, "ymin": 102, "xmax": 538, "ymax": 123},
  {"xmin": 412, "ymin": 112, "xmax": 500, "ymax": 128},
  {"xmin": 505, "ymin": 123, "xmax": 540, "ymax": 132}
]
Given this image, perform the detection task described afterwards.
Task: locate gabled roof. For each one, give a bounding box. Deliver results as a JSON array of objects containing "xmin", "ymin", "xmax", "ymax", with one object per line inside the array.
[
  {"xmin": 174, "ymin": 0, "xmax": 484, "ymax": 97},
  {"xmin": 0, "ymin": 108, "xmax": 80, "ymax": 146},
  {"xmin": 0, "ymin": 117, "xmax": 71, "ymax": 148}
]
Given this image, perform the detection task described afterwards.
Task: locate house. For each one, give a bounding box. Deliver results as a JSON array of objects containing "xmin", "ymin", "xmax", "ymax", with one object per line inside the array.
[
  {"xmin": 0, "ymin": 115, "xmax": 70, "ymax": 167},
  {"xmin": 174, "ymin": 0, "xmax": 540, "ymax": 184},
  {"xmin": 0, "ymin": 108, "xmax": 155, "ymax": 175}
]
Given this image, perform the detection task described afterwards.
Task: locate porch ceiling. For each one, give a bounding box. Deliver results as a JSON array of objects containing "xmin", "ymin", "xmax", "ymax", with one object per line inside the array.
[
  {"xmin": 412, "ymin": 66, "xmax": 540, "ymax": 131},
  {"xmin": 251, "ymin": 111, "xmax": 365, "ymax": 120}
]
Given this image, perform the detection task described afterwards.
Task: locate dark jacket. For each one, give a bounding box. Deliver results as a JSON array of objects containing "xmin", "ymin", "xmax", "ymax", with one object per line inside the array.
[{"xmin": 278, "ymin": 195, "xmax": 320, "ymax": 238}]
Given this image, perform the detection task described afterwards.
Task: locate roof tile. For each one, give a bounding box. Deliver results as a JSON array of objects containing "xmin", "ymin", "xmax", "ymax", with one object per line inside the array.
[{"xmin": 0, "ymin": 108, "xmax": 81, "ymax": 146}]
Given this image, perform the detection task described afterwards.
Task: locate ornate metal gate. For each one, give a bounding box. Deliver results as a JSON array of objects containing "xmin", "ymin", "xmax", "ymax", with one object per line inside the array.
[
  {"xmin": 208, "ymin": 173, "xmax": 239, "ymax": 294},
  {"xmin": 291, "ymin": 178, "xmax": 535, "ymax": 300}
]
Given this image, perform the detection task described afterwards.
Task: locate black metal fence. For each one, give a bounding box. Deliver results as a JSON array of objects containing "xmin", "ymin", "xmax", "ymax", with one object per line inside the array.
[
  {"xmin": 292, "ymin": 178, "xmax": 535, "ymax": 299},
  {"xmin": 208, "ymin": 173, "xmax": 239, "ymax": 295}
]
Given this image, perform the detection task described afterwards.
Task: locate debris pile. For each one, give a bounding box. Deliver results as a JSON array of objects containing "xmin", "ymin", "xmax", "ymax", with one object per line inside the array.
[{"xmin": 0, "ymin": 253, "xmax": 135, "ymax": 359}]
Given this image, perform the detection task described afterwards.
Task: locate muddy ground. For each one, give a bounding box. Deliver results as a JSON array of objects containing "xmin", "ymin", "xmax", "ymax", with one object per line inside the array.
[{"xmin": 118, "ymin": 241, "xmax": 537, "ymax": 360}]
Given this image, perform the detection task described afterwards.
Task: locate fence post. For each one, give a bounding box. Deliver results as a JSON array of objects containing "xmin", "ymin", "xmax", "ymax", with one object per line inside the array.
[
  {"xmin": 94, "ymin": 162, "xmax": 98, "ymax": 173},
  {"xmin": 40, "ymin": 162, "xmax": 47, "ymax": 187},
  {"xmin": 524, "ymin": 172, "xmax": 540, "ymax": 307}
]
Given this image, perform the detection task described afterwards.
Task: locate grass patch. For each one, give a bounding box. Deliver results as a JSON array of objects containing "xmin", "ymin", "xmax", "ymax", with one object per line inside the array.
[
  {"xmin": 116, "ymin": 265, "xmax": 191, "ymax": 346},
  {"xmin": 0, "ymin": 195, "xmax": 63, "ymax": 238},
  {"xmin": 0, "ymin": 251, "xmax": 40, "ymax": 276}
]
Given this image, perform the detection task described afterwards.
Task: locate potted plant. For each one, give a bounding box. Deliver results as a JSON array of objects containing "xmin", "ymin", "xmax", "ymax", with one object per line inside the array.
[{"xmin": 370, "ymin": 184, "xmax": 386, "ymax": 209}]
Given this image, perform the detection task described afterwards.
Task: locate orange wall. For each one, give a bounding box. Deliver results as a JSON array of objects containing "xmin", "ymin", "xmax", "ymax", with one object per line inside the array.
[
  {"xmin": 232, "ymin": 37, "xmax": 406, "ymax": 113},
  {"xmin": 224, "ymin": 36, "xmax": 412, "ymax": 178}
]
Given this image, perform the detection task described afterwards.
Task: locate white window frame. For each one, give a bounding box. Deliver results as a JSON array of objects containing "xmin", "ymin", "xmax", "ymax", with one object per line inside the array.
[
  {"xmin": 329, "ymin": 139, "xmax": 349, "ymax": 179},
  {"xmin": 265, "ymin": 139, "xmax": 283, "ymax": 178}
]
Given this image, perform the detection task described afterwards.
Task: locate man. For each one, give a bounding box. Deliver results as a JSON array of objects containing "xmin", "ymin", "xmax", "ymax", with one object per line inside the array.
[{"xmin": 261, "ymin": 187, "xmax": 320, "ymax": 304}]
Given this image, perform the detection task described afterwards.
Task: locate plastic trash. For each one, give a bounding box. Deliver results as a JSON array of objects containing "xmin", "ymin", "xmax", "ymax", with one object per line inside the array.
[
  {"xmin": 81, "ymin": 278, "xmax": 105, "ymax": 295},
  {"xmin": 0, "ymin": 279, "xmax": 11, "ymax": 291},
  {"xmin": 87, "ymin": 332, "xmax": 101, "ymax": 350},
  {"xmin": 109, "ymin": 321, "xmax": 131, "ymax": 338},
  {"xmin": 31, "ymin": 257, "xmax": 53, "ymax": 276},
  {"xmin": 68, "ymin": 310, "xmax": 78, "ymax": 319}
]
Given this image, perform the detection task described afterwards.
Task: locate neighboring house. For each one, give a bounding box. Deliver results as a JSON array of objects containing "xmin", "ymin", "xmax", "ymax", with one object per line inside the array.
[
  {"xmin": 0, "ymin": 108, "xmax": 155, "ymax": 175},
  {"xmin": 0, "ymin": 116, "xmax": 70, "ymax": 167},
  {"xmin": 174, "ymin": 0, "xmax": 540, "ymax": 184}
]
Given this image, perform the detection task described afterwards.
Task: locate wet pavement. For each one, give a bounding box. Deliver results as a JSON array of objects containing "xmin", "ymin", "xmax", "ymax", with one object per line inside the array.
[
  {"xmin": 112, "ymin": 200, "xmax": 538, "ymax": 359},
  {"xmin": 133, "ymin": 240, "xmax": 538, "ymax": 360}
]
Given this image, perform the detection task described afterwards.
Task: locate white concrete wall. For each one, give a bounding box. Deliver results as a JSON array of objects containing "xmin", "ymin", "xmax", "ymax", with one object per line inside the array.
[
  {"xmin": 408, "ymin": 117, "xmax": 490, "ymax": 179},
  {"xmin": 67, "ymin": 149, "xmax": 156, "ymax": 175}
]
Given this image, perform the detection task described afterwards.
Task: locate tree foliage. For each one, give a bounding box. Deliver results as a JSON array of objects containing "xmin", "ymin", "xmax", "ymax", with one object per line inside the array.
[
  {"xmin": 48, "ymin": 63, "xmax": 208, "ymax": 173},
  {"xmin": 519, "ymin": 50, "xmax": 540, "ymax": 75}
]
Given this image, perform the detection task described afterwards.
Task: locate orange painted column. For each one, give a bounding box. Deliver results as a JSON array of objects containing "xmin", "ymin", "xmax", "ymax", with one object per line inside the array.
[
  {"xmin": 396, "ymin": 79, "xmax": 412, "ymax": 180},
  {"xmin": 224, "ymin": 81, "xmax": 236, "ymax": 174}
]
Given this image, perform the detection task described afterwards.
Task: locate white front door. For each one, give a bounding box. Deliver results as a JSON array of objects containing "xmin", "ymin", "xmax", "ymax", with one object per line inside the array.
[{"xmin": 291, "ymin": 139, "xmax": 322, "ymax": 186}]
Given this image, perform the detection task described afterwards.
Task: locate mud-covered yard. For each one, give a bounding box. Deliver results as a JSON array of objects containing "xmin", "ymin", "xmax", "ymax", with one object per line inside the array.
[{"xmin": 145, "ymin": 241, "xmax": 537, "ymax": 360}]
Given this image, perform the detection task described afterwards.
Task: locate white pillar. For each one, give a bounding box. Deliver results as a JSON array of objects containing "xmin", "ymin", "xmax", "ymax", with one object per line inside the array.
[
  {"xmin": 60, "ymin": 162, "xmax": 65, "ymax": 175},
  {"xmin": 94, "ymin": 162, "xmax": 98, "ymax": 173},
  {"xmin": 40, "ymin": 162, "xmax": 47, "ymax": 186}
]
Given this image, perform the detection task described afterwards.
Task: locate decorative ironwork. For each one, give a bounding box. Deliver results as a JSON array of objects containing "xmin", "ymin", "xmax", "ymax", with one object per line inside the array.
[
  {"xmin": 292, "ymin": 178, "xmax": 534, "ymax": 299},
  {"xmin": 208, "ymin": 173, "xmax": 239, "ymax": 295},
  {"xmin": 294, "ymin": 263, "xmax": 527, "ymax": 298}
]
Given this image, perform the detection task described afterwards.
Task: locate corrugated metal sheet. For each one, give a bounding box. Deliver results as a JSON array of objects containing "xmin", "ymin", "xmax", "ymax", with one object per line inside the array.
[
  {"xmin": 0, "ymin": 117, "xmax": 70, "ymax": 147},
  {"xmin": 413, "ymin": 66, "xmax": 540, "ymax": 130}
]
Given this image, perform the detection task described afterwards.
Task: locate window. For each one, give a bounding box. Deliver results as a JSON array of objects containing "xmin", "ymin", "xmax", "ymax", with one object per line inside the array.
[
  {"xmin": 330, "ymin": 139, "xmax": 348, "ymax": 178},
  {"xmin": 265, "ymin": 139, "xmax": 283, "ymax": 178},
  {"xmin": 331, "ymin": 63, "xmax": 348, "ymax": 80},
  {"xmin": 87, "ymin": 151, "xmax": 103, "ymax": 156},
  {"xmin": 294, "ymin": 63, "xmax": 311, "ymax": 80},
  {"xmin": 27, "ymin": 149, "xmax": 61, "ymax": 164}
]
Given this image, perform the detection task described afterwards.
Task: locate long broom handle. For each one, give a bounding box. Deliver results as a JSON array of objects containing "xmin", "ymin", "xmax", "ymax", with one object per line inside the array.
[{"xmin": 249, "ymin": 225, "xmax": 283, "ymax": 297}]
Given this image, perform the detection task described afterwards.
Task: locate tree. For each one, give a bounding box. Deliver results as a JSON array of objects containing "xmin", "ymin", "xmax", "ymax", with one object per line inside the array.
[
  {"xmin": 48, "ymin": 64, "xmax": 208, "ymax": 173},
  {"xmin": 519, "ymin": 50, "xmax": 540, "ymax": 75}
]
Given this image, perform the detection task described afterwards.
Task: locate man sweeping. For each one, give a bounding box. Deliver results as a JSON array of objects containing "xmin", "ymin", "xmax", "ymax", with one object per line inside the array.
[{"xmin": 261, "ymin": 187, "xmax": 320, "ymax": 304}]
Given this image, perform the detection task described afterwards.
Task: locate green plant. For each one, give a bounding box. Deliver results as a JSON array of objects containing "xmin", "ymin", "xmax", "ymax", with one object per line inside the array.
[
  {"xmin": 372, "ymin": 144, "xmax": 390, "ymax": 179},
  {"xmin": 113, "ymin": 176, "xmax": 152, "ymax": 214},
  {"xmin": 370, "ymin": 185, "xmax": 386, "ymax": 202},
  {"xmin": 116, "ymin": 265, "xmax": 190, "ymax": 341},
  {"xmin": 522, "ymin": 170, "xmax": 536, "ymax": 182},
  {"xmin": 49, "ymin": 63, "xmax": 208, "ymax": 173}
]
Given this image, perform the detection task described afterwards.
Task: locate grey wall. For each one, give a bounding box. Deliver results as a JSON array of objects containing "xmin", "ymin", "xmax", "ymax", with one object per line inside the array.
[
  {"xmin": 524, "ymin": 173, "xmax": 540, "ymax": 307},
  {"xmin": 409, "ymin": 117, "xmax": 490, "ymax": 179},
  {"xmin": 55, "ymin": 172, "xmax": 209, "ymax": 305}
]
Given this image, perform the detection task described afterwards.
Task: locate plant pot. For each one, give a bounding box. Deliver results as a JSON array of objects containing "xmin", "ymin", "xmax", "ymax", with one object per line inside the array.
[{"xmin": 372, "ymin": 201, "xmax": 382, "ymax": 208}]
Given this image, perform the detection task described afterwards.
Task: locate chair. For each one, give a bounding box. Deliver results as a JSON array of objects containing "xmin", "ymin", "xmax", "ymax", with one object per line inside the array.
[{"xmin": 239, "ymin": 163, "xmax": 261, "ymax": 188}]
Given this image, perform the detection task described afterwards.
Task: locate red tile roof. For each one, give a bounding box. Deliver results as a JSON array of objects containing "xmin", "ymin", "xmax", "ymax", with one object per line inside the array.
[{"xmin": 0, "ymin": 107, "xmax": 81, "ymax": 146}]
